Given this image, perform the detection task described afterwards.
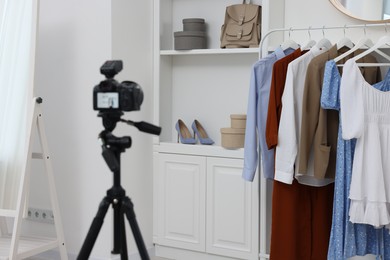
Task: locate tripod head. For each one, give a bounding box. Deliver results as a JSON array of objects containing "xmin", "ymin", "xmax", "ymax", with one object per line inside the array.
[
  {"xmin": 98, "ymin": 111, "xmax": 161, "ymax": 175},
  {"xmin": 98, "ymin": 111, "xmax": 162, "ymax": 135}
]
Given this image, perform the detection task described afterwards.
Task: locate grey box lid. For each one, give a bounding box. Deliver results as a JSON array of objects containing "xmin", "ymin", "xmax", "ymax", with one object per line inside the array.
[
  {"xmin": 174, "ymin": 31, "xmax": 206, "ymax": 37},
  {"xmin": 182, "ymin": 18, "xmax": 205, "ymax": 24}
]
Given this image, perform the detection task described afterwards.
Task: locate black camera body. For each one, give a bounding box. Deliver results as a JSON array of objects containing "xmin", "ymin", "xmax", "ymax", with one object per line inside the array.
[{"xmin": 93, "ymin": 60, "xmax": 143, "ymax": 112}]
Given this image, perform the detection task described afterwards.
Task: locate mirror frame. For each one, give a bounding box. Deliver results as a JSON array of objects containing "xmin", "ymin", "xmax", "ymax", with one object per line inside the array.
[{"xmin": 329, "ymin": 0, "xmax": 390, "ymax": 23}]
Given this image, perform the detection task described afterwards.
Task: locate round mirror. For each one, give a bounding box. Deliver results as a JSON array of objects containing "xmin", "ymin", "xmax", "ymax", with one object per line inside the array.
[{"xmin": 330, "ymin": 0, "xmax": 390, "ymax": 22}]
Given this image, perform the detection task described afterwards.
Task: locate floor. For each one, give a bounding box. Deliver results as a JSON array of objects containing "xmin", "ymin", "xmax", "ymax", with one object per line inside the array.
[{"xmin": 26, "ymin": 256, "xmax": 169, "ymax": 260}]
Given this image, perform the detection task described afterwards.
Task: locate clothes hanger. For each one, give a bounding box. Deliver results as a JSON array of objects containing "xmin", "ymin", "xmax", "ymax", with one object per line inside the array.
[
  {"xmin": 334, "ymin": 37, "xmax": 371, "ymax": 63},
  {"xmin": 315, "ymin": 26, "xmax": 332, "ymax": 50},
  {"xmin": 337, "ymin": 25, "xmax": 390, "ymax": 67},
  {"xmin": 335, "ymin": 37, "xmax": 390, "ymax": 64},
  {"xmin": 302, "ymin": 27, "xmax": 316, "ymax": 50},
  {"xmin": 280, "ymin": 27, "xmax": 300, "ymax": 50},
  {"xmin": 336, "ymin": 25, "xmax": 354, "ymax": 50},
  {"xmin": 350, "ymin": 35, "xmax": 390, "ymax": 66},
  {"xmin": 335, "ymin": 25, "xmax": 390, "ymax": 63},
  {"xmin": 337, "ymin": 37, "xmax": 354, "ymax": 50}
]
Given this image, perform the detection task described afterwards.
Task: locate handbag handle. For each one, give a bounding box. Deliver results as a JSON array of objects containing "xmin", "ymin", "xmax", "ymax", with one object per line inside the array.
[{"xmin": 242, "ymin": 0, "xmax": 252, "ymax": 3}]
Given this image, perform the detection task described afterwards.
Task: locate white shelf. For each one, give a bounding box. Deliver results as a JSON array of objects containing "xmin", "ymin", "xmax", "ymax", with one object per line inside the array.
[
  {"xmin": 0, "ymin": 235, "xmax": 58, "ymax": 259},
  {"xmin": 0, "ymin": 210, "xmax": 16, "ymax": 218},
  {"xmin": 153, "ymin": 0, "xmax": 285, "ymax": 259},
  {"xmin": 154, "ymin": 0, "xmax": 285, "ymax": 145},
  {"xmin": 154, "ymin": 142, "xmax": 244, "ymax": 159},
  {"xmin": 161, "ymin": 48, "xmax": 260, "ymax": 56}
]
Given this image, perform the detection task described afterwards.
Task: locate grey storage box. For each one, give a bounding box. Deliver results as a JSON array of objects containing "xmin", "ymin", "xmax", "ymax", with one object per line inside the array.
[
  {"xmin": 183, "ymin": 18, "xmax": 205, "ymax": 32},
  {"xmin": 174, "ymin": 31, "xmax": 207, "ymax": 50}
]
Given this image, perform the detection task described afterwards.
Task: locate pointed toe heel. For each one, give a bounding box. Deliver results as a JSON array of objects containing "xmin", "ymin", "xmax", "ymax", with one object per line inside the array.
[
  {"xmin": 175, "ymin": 119, "xmax": 196, "ymax": 144},
  {"xmin": 192, "ymin": 120, "xmax": 214, "ymax": 145}
]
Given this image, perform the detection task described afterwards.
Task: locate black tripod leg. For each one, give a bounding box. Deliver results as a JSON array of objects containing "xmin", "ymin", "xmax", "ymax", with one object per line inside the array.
[
  {"xmin": 122, "ymin": 197, "xmax": 150, "ymax": 260},
  {"xmin": 112, "ymin": 201, "xmax": 121, "ymax": 254},
  {"xmin": 112, "ymin": 200, "xmax": 129, "ymax": 259},
  {"xmin": 77, "ymin": 196, "xmax": 111, "ymax": 260},
  {"xmin": 120, "ymin": 212, "xmax": 128, "ymax": 260}
]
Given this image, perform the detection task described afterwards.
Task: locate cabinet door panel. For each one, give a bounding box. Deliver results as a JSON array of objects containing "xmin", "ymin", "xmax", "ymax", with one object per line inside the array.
[
  {"xmin": 157, "ymin": 153, "xmax": 206, "ymax": 252},
  {"xmin": 206, "ymin": 157, "xmax": 258, "ymax": 260}
]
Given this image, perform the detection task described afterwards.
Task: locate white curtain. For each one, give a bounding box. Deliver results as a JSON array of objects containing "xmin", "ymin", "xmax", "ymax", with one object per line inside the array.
[{"xmin": 0, "ymin": 0, "xmax": 37, "ymax": 209}]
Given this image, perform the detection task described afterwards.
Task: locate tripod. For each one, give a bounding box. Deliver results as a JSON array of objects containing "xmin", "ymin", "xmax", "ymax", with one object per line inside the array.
[{"xmin": 78, "ymin": 115, "xmax": 161, "ymax": 260}]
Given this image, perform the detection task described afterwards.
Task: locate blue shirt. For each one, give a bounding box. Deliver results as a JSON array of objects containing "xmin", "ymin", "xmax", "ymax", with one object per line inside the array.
[
  {"xmin": 243, "ymin": 47, "xmax": 294, "ymax": 181},
  {"xmin": 322, "ymin": 60, "xmax": 390, "ymax": 260}
]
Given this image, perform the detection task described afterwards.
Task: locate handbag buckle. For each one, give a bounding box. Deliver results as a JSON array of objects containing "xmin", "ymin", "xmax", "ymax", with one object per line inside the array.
[
  {"xmin": 238, "ymin": 15, "xmax": 244, "ymax": 25},
  {"xmin": 237, "ymin": 29, "xmax": 243, "ymax": 39}
]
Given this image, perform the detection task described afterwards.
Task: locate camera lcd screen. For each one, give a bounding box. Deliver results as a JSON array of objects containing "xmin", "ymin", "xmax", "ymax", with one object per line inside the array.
[{"xmin": 97, "ymin": 92, "xmax": 119, "ymax": 109}]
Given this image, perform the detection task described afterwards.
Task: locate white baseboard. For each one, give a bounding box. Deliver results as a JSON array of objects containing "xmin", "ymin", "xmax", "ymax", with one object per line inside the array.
[{"xmin": 29, "ymin": 247, "xmax": 155, "ymax": 260}]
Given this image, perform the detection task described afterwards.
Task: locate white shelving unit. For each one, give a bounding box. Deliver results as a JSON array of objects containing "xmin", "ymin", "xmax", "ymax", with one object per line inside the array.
[{"xmin": 152, "ymin": 0, "xmax": 285, "ymax": 259}]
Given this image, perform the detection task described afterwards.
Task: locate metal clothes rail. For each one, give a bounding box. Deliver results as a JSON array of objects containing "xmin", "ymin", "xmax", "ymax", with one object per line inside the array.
[
  {"xmin": 259, "ymin": 22, "xmax": 390, "ymax": 58},
  {"xmin": 257, "ymin": 22, "xmax": 389, "ymax": 260}
]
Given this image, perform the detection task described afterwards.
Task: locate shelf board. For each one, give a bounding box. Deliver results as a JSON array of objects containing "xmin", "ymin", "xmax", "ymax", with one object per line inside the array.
[
  {"xmin": 160, "ymin": 48, "xmax": 260, "ymax": 56},
  {"xmin": 0, "ymin": 209, "xmax": 16, "ymax": 218},
  {"xmin": 0, "ymin": 235, "xmax": 58, "ymax": 259},
  {"xmin": 154, "ymin": 142, "xmax": 244, "ymax": 159}
]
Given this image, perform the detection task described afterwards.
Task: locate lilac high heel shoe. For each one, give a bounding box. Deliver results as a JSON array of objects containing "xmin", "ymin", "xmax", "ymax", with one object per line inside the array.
[
  {"xmin": 192, "ymin": 120, "xmax": 214, "ymax": 145},
  {"xmin": 175, "ymin": 119, "xmax": 196, "ymax": 144}
]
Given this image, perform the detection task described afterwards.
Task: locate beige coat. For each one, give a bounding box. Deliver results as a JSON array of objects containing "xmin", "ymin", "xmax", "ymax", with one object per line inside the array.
[{"xmin": 298, "ymin": 45, "xmax": 381, "ymax": 180}]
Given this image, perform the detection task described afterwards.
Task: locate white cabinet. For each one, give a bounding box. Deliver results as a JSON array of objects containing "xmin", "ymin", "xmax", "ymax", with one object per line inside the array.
[
  {"xmin": 206, "ymin": 157, "xmax": 259, "ymax": 259},
  {"xmin": 152, "ymin": 0, "xmax": 285, "ymax": 259},
  {"xmin": 155, "ymin": 153, "xmax": 206, "ymax": 252},
  {"xmin": 154, "ymin": 152, "xmax": 259, "ymax": 260}
]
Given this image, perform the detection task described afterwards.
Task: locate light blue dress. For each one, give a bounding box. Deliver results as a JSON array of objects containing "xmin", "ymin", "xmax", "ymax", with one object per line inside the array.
[{"xmin": 322, "ymin": 60, "xmax": 390, "ymax": 260}]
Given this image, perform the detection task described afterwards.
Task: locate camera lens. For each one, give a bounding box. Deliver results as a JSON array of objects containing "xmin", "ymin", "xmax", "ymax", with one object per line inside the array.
[{"xmin": 121, "ymin": 81, "xmax": 143, "ymax": 111}]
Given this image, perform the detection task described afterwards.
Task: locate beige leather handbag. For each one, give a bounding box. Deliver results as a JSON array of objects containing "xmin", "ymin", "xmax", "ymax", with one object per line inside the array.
[{"xmin": 220, "ymin": 0, "xmax": 261, "ymax": 48}]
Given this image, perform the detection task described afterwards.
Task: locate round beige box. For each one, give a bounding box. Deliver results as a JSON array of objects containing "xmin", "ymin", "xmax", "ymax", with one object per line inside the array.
[
  {"xmin": 230, "ymin": 114, "xmax": 246, "ymax": 129},
  {"xmin": 220, "ymin": 127, "xmax": 245, "ymax": 149}
]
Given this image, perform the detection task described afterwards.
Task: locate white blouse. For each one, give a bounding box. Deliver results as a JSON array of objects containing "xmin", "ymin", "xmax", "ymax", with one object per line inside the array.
[
  {"xmin": 340, "ymin": 59, "xmax": 390, "ymax": 231},
  {"xmin": 275, "ymin": 46, "xmax": 327, "ymax": 186}
]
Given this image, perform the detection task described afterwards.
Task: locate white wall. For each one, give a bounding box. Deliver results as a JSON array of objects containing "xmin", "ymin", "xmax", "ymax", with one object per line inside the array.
[
  {"xmin": 34, "ymin": 0, "xmax": 154, "ymax": 258},
  {"xmin": 284, "ymin": 0, "xmax": 388, "ymax": 46},
  {"xmin": 110, "ymin": 0, "xmax": 155, "ymax": 256},
  {"xmin": 34, "ymin": 0, "xmax": 114, "ymax": 258}
]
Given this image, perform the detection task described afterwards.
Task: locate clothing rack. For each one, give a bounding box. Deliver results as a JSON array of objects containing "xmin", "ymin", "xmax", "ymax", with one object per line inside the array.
[
  {"xmin": 257, "ymin": 22, "xmax": 390, "ymax": 260},
  {"xmin": 259, "ymin": 23, "xmax": 390, "ymax": 58}
]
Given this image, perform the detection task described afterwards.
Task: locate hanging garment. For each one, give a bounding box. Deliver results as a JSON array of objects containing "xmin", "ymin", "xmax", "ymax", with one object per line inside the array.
[
  {"xmin": 298, "ymin": 46, "xmax": 380, "ymax": 184},
  {"xmin": 340, "ymin": 59, "xmax": 390, "ymax": 231},
  {"xmin": 267, "ymin": 48, "xmax": 334, "ymax": 260},
  {"xmin": 266, "ymin": 48, "xmax": 303, "ymax": 149},
  {"xmin": 322, "ymin": 59, "xmax": 390, "ymax": 260},
  {"xmin": 275, "ymin": 45, "xmax": 326, "ymax": 185},
  {"xmin": 270, "ymin": 180, "xmax": 334, "ymax": 260},
  {"xmin": 243, "ymin": 47, "xmax": 294, "ymax": 181},
  {"xmin": 298, "ymin": 45, "xmax": 340, "ymax": 183}
]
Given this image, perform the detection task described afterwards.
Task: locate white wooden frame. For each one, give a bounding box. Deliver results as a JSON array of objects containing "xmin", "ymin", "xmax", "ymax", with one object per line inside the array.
[{"xmin": 0, "ymin": 98, "xmax": 67, "ymax": 259}]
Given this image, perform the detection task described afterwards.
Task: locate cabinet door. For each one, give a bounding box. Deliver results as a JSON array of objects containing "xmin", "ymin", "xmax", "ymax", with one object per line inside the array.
[
  {"xmin": 206, "ymin": 157, "xmax": 259, "ymax": 260},
  {"xmin": 156, "ymin": 153, "xmax": 206, "ymax": 252}
]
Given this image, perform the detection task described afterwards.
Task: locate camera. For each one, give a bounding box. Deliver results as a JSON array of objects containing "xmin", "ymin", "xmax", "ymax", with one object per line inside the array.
[{"xmin": 93, "ymin": 60, "xmax": 143, "ymax": 112}]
